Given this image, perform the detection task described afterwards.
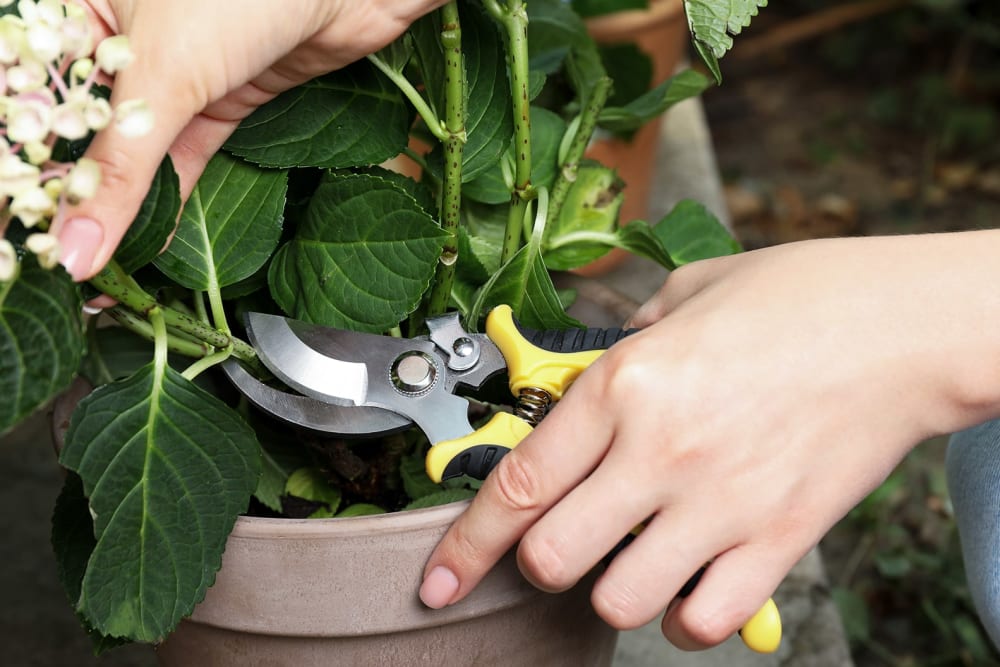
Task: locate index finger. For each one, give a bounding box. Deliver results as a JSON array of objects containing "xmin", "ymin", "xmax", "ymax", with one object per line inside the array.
[{"xmin": 419, "ymin": 360, "xmax": 617, "ymax": 609}]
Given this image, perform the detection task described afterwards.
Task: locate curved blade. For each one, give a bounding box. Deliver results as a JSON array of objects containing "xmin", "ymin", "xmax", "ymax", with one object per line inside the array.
[
  {"xmin": 245, "ymin": 313, "xmax": 375, "ymax": 407},
  {"xmin": 220, "ymin": 360, "xmax": 411, "ymax": 436}
]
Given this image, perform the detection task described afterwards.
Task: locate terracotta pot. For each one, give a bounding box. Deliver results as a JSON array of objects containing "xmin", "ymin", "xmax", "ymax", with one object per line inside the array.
[
  {"xmin": 156, "ymin": 502, "xmax": 618, "ymax": 666},
  {"xmin": 579, "ymin": 0, "xmax": 688, "ymax": 276}
]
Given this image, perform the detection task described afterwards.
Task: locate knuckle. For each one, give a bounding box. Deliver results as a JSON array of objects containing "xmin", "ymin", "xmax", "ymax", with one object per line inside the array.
[
  {"xmin": 489, "ymin": 452, "xmax": 542, "ymax": 513},
  {"xmin": 591, "ymin": 580, "xmax": 649, "ymax": 630},
  {"xmin": 517, "ymin": 535, "xmax": 575, "ymax": 592},
  {"xmin": 675, "ymin": 605, "xmax": 741, "ymax": 647}
]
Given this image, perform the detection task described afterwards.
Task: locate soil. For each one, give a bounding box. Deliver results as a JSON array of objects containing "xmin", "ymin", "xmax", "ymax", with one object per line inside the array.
[{"xmin": 699, "ymin": 3, "xmax": 1000, "ymax": 665}]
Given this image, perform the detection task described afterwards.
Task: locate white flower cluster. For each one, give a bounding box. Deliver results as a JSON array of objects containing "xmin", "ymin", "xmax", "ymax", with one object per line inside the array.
[{"xmin": 0, "ymin": 0, "xmax": 152, "ymax": 282}]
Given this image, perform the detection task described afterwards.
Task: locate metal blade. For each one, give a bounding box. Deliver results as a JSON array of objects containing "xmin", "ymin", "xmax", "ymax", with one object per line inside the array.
[{"xmin": 220, "ymin": 359, "xmax": 411, "ymax": 436}]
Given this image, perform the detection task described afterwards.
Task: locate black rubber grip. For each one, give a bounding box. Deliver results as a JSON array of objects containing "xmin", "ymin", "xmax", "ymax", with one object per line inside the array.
[
  {"xmin": 441, "ymin": 444, "xmax": 511, "ymax": 481},
  {"xmin": 514, "ymin": 319, "xmax": 638, "ymax": 354}
]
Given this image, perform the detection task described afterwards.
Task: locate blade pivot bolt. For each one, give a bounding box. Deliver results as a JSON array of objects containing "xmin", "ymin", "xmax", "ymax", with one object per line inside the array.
[{"xmin": 391, "ymin": 352, "xmax": 437, "ymax": 394}]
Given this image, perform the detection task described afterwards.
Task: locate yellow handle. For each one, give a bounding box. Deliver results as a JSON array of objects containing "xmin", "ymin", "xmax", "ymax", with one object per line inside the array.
[
  {"xmin": 740, "ymin": 597, "xmax": 782, "ymax": 653},
  {"xmin": 425, "ymin": 412, "xmax": 534, "ymax": 483},
  {"xmin": 486, "ymin": 305, "xmax": 604, "ymax": 399}
]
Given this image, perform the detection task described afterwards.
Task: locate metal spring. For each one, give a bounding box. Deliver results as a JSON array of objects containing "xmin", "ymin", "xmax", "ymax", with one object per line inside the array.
[{"xmin": 515, "ymin": 387, "xmax": 552, "ymax": 426}]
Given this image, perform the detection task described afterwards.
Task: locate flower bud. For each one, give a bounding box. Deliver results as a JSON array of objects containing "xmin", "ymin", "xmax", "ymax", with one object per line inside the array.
[
  {"xmin": 23, "ymin": 139, "xmax": 50, "ymax": 164},
  {"xmin": 25, "ymin": 21, "xmax": 60, "ymax": 63},
  {"xmin": 64, "ymin": 156, "xmax": 100, "ymax": 204},
  {"xmin": 0, "ymin": 16, "xmax": 25, "ymax": 66},
  {"xmin": 69, "ymin": 56, "xmax": 92, "ymax": 81},
  {"xmin": 85, "ymin": 95, "xmax": 111, "ymax": 130},
  {"xmin": 42, "ymin": 174, "xmax": 61, "ymax": 199},
  {"xmin": 52, "ymin": 99, "xmax": 88, "ymax": 139},
  {"xmin": 6, "ymin": 92, "xmax": 53, "ymax": 143},
  {"xmin": 114, "ymin": 98, "xmax": 153, "ymax": 138},
  {"xmin": 95, "ymin": 34, "xmax": 133, "ymax": 74},
  {"xmin": 7, "ymin": 59, "xmax": 47, "ymax": 92},
  {"xmin": 0, "ymin": 238, "xmax": 17, "ymax": 282},
  {"xmin": 25, "ymin": 231, "xmax": 60, "ymax": 269},
  {"xmin": 10, "ymin": 184, "xmax": 55, "ymax": 227},
  {"xmin": 0, "ymin": 153, "xmax": 40, "ymax": 197}
]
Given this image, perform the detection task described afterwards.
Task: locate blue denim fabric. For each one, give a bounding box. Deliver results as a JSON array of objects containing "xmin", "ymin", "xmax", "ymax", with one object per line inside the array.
[{"xmin": 947, "ymin": 420, "xmax": 1000, "ymax": 648}]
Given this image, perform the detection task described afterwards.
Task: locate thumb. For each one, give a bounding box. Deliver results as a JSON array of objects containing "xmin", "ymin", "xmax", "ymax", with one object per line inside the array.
[{"xmin": 52, "ymin": 50, "xmax": 199, "ymax": 281}]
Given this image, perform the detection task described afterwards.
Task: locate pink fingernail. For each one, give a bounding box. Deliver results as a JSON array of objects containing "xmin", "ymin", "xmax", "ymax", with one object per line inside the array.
[
  {"xmin": 57, "ymin": 217, "xmax": 103, "ymax": 281},
  {"xmin": 419, "ymin": 566, "xmax": 459, "ymax": 609}
]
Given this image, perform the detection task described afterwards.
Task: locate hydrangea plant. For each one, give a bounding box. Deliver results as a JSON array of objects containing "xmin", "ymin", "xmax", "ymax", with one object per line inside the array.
[{"xmin": 0, "ymin": 0, "xmax": 764, "ymax": 650}]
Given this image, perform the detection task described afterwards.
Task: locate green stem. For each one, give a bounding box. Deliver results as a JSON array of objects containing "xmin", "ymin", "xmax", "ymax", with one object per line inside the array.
[
  {"xmin": 106, "ymin": 306, "xmax": 213, "ymax": 359},
  {"xmin": 367, "ymin": 53, "xmax": 448, "ymax": 143},
  {"xmin": 547, "ymin": 76, "xmax": 613, "ymax": 226},
  {"xmin": 89, "ymin": 260, "xmax": 263, "ymax": 374},
  {"xmin": 426, "ymin": 1, "xmax": 466, "ymax": 317},
  {"xmin": 495, "ymin": 0, "xmax": 534, "ymax": 264},
  {"xmin": 149, "ymin": 306, "xmax": 168, "ymax": 372},
  {"xmin": 182, "ymin": 348, "xmax": 233, "ymax": 382},
  {"xmin": 206, "ymin": 281, "xmax": 229, "ymax": 335}
]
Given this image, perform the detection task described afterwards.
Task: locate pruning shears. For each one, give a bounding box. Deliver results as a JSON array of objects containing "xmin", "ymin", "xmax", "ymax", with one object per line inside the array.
[{"xmin": 222, "ymin": 305, "xmax": 782, "ymax": 654}]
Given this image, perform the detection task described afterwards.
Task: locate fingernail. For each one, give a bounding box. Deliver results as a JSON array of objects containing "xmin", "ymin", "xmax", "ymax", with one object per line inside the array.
[
  {"xmin": 57, "ymin": 217, "xmax": 103, "ymax": 281},
  {"xmin": 419, "ymin": 566, "xmax": 459, "ymax": 609}
]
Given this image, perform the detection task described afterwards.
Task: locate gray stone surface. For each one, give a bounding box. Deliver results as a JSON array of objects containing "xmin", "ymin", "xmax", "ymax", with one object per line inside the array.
[{"xmin": 0, "ymin": 96, "xmax": 852, "ymax": 666}]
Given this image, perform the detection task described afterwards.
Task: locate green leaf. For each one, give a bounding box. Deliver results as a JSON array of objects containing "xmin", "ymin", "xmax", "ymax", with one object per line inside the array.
[
  {"xmin": 114, "ymin": 156, "xmax": 181, "ymax": 274},
  {"xmin": 401, "ymin": 451, "xmax": 444, "ymax": 501},
  {"xmin": 600, "ymin": 43, "xmax": 653, "ymax": 108},
  {"xmin": 463, "ymin": 107, "xmax": 566, "ymax": 204},
  {"xmin": 598, "ymin": 70, "xmax": 713, "ymax": 133},
  {"xmin": 472, "ymin": 244, "xmax": 583, "ymax": 330},
  {"xmin": 652, "ymin": 199, "xmax": 742, "ymax": 265},
  {"xmin": 250, "ymin": 417, "xmax": 312, "ymax": 513},
  {"xmin": 59, "ymin": 364, "xmax": 260, "ymax": 642},
  {"xmin": 269, "ymin": 172, "xmax": 448, "ymax": 332},
  {"xmin": 285, "ymin": 467, "xmax": 342, "ymax": 513},
  {"xmin": 684, "ymin": 0, "xmax": 768, "ymax": 80},
  {"xmin": 154, "ymin": 153, "xmax": 287, "ymax": 291},
  {"xmin": 543, "ymin": 164, "xmax": 624, "ymax": 271},
  {"xmin": 614, "ymin": 220, "xmax": 675, "ymax": 268},
  {"xmin": 403, "ymin": 488, "xmax": 476, "ymax": 510},
  {"xmin": 528, "ymin": 0, "xmax": 595, "ymax": 75},
  {"xmin": 225, "ymin": 60, "xmax": 412, "ymax": 168},
  {"xmin": 336, "ymin": 503, "xmax": 387, "ymax": 517},
  {"xmin": 51, "ymin": 474, "xmax": 131, "ymax": 653},
  {"xmin": 0, "ymin": 258, "xmax": 84, "ymax": 434}
]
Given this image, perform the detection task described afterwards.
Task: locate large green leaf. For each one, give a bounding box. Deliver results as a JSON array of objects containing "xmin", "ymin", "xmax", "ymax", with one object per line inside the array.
[
  {"xmin": 653, "ymin": 199, "xmax": 742, "ymax": 265},
  {"xmin": 114, "ymin": 156, "xmax": 181, "ymax": 274},
  {"xmin": 268, "ymin": 173, "xmax": 448, "ymax": 332},
  {"xmin": 684, "ymin": 0, "xmax": 768, "ymax": 81},
  {"xmin": 598, "ymin": 70, "xmax": 713, "ymax": 133},
  {"xmin": 225, "ymin": 60, "xmax": 412, "ymax": 168},
  {"xmin": 59, "ymin": 363, "xmax": 260, "ymax": 642},
  {"xmin": 154, "ymin": 153, "xmax": 287, "ymax": 291},
  {"xmin": 463, "ymin": 107, "xmax": 566, "ymax": 204},
  {"xmin": 0, "ymin": 258, "xmax": 83, "ymax": 434}
]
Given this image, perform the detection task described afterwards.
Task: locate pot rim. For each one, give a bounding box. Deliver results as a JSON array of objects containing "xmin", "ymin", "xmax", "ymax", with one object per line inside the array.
[{"xmin": 231, "ymin": 499, "xmax": 472, "ymax": 539}]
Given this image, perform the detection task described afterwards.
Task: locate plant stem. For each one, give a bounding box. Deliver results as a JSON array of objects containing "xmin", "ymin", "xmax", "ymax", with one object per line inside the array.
[
  {"xmin": 366, "ymin": 53, "xmax": 449, "ymax": 143},
  {"xmin": 426, "ymin": 1, "xmax": 466, "ymax": 317},
  {"xmin": 547, "ymin": 76, "xmax": 613, "ymax": 226},
  {"xmin": 494, "ymin": 0, "xmax": 535, "ymax": 264},
  {"xmin": 182, "ymin": 348, "xmax": 233, "ymax": 382},
  {"xmin": 89, "ymin": 261, "xmax": 263, "ymax": 374},
  {"xmin": 106, "ymin": 306, "xmax": 213, "ymax": 359}
]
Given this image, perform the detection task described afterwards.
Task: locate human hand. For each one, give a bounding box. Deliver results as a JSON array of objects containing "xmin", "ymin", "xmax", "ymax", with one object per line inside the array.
[
  {"xmin": 420, "ymin": 232, "xmax": 1000, "ymax": 649},
  {"xmin": 55, "ymin": 0, "xmax": 448, "ymax": 281}
]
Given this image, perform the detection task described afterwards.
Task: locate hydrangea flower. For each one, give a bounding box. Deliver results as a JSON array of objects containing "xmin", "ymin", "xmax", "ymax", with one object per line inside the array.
[{"xmin": 0, "ymin": 0, "xmax": 149, "ymax": 281}]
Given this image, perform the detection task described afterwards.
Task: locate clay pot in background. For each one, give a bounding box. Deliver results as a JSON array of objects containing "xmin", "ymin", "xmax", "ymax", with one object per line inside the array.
[{"xmin": 579, "ymin": 0, "xmax": 688, "ymax": 275}]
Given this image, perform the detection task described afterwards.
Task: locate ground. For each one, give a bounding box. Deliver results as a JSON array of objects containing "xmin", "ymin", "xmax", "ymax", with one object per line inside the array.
[{"xmin": 699, "ymin": 2, "xmax": 1000, "ymax": 665}]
